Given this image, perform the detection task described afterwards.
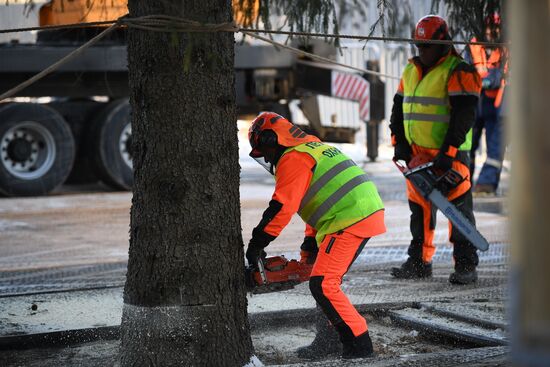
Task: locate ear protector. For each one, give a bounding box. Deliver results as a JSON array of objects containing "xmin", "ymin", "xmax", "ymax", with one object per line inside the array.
[{"xmin": 258, "ymin": 129, "xmax": 279, "ymax": 150}]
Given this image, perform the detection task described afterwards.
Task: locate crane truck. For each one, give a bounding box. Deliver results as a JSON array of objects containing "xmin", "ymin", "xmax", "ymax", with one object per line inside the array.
[{"xmin": 0, "ymin": 0, "xmax": 383, "ymax": 197}]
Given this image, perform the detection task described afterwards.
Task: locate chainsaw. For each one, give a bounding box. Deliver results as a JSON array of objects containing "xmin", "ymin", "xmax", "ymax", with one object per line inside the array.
[
  {"xmin": 394, "ymin": 157, "xmax": 490, "ymax": 251},
  {"xmin": 245, "ymin": 255, "xmax": 314, "ymax": 294}
]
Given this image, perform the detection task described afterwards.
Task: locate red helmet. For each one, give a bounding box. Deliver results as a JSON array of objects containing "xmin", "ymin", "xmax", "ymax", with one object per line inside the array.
[
  {"xmin": 414, "ymin": 15, "xmax": 449, "ymax": 42},
  {"xmin": 485, "ymin": 12, "xmax": 501, "ymax": 26},
  {"xmin": 248, "ymin": 112, "xmax": 319, "ymax": 158}
]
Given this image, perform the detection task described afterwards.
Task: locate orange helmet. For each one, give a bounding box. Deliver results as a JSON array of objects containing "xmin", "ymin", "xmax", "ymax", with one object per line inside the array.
[
  {"xmin": 248, "ymin": 112, "xmax": 319, "ymax": 158},
  {"xmin": 414, "ymin": 15, "xmax": 450, "ymax": 43}
]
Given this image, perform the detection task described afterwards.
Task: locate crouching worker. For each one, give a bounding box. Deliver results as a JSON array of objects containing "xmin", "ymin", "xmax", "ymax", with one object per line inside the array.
[{"xmin": 245, "ymin": 112, "xmax": 386, "ymax": 359}]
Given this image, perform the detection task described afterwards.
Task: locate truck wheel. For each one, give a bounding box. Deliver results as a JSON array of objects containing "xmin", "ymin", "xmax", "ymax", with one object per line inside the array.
[
  {"xmin": 0, "ymin": 103, "xmax": 75, "ymax": 197},
  {"xmin": 91, "ymin": 99, "xmax": 133, "ymax": 190}
]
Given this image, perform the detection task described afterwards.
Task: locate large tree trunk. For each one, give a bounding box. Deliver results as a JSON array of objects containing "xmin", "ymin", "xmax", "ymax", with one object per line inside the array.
[{"xmin": 121, "ymin": 1, "xmax": 254, "ymax": 366}]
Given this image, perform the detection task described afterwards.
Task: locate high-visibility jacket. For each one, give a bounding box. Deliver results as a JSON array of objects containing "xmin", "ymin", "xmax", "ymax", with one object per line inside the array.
[
  {"xmin": 283, "ymin": 142, "xmax": 384, "ymax": 243},
  {"xmin": 402, "ymin": 54, "xmax": 472, "ymax": 151},
  {"xmin": 469, "ymin": 38, "xmax": 507, "ymax": 107}
]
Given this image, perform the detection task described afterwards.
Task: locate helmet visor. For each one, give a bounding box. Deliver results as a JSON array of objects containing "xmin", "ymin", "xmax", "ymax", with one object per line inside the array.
[
  {"xmin": 249, "ymin": 147, "xmax": 263, "ymax": 158},
  {"xmin": 252, "ymin": 156, "xmax": 275, "ymax": 175},
  {"xmin": 248, "ymin": 129, "xmax": 264, "ymax": 158}
]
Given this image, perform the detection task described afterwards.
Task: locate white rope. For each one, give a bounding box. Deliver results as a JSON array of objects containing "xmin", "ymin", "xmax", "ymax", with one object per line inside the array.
[
  {"xmin": 241, "ymin": 30, "xmax": 400, "ymax": 80},
  {"xmin": 0, "ymin": 16, "xmax": 404, "ymax": 102}
]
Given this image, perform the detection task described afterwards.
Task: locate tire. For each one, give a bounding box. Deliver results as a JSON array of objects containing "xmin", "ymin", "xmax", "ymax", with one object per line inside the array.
[
  {"xmin": 55, "ymin": 99, "xmax": 106, "ymax": 185},
  {"xmin": 90, "ymin": 99, "xmax": 133, "ymax": 190},
  {"xmin": 0, "ymin": 103, "xmax": 75, "ymax": 197}
]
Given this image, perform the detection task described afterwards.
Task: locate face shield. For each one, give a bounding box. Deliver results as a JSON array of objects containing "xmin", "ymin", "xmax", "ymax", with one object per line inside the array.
[
  {"xmin": 249, "ymin": 128, "xmax": 276, "ymax": 175},
  {"xmin": 252, "ymin": 156, "xmax": 275, "ymax": 175}
]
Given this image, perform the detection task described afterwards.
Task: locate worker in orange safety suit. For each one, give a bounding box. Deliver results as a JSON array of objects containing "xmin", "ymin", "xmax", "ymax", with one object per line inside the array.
[
  {"xmin": 389, "ymin": 15, "xmax": 482, "ymax": 285},
  {"xmin": 245, "ymin": 112, "xmax": 386, "ymax": 360},
  {"xmin": 465, "ymin": 13, "xmax": 508, "ymax": 195}
]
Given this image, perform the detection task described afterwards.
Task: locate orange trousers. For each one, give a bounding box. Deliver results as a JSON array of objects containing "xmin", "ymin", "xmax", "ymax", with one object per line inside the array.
[
  {"xmin": 309, "ymin": 231, "xmax": 369, "ymax": 337},
  {"xmin": 407, "ymin": 145, "xmax": 473, "ymax": 264}
]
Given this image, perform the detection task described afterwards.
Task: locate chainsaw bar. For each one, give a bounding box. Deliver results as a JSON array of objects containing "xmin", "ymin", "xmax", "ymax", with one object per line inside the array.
[
  {"xmin": 395, "ymin": 160, "xmax": 490, "ymax": 252},
  {"xmin": 427, "ymin": 188, "xmax": 490, "ymax": 251}
]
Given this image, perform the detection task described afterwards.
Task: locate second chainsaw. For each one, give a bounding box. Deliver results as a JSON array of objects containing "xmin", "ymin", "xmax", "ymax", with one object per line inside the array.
[{"xmin": 394, "ymin": 156, "xmax": 490, "ymax": 251}]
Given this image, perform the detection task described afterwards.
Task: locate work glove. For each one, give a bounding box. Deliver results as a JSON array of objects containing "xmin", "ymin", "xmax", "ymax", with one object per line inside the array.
[
  {"xmin": 246, "ymin": 228, "xmax": 274, "ymax": 267},
  {"xmin": 299, "ymin": 236, "xmax": 318, "ymax": 264},
  {"xmin": 245, "ymin": 245, "xmax": 267, "ymax": 268},
  {"xmin": 394, "ymin": 143, "xmax": 412, "ymax": 163},
  {"xmin": 433, "ymin": 151, "xmax": 454, "ymax": 173}
]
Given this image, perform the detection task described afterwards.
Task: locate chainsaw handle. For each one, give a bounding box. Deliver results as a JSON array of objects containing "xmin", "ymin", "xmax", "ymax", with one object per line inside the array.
[
  {"xmin": 393, "ymin": 158, "xmax": 409, "ymax": 173},
  {"xmin": 434, "ymin": 168, "xmax": 465, "ymax": 192},
  {"xmin": 393, "ymin": 158, "xmax": 434, "ymax": 175}
]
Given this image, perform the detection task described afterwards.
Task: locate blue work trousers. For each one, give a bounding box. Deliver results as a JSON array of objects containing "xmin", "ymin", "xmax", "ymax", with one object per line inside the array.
[{"xmin": 470, "ymin": 94, "xmax": 505, "ymax": 189}]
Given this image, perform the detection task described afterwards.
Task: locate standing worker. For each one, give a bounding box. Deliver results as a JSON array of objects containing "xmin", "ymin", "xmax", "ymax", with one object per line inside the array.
[
  {"xmin": 389, "ymin": 15, "xmax": 482, "ymax": 284},
  {"xmin": 245, "ymin": 112, "xmax": 386, "ymax": 359},
  {"xmin": 466, "ymin": 13, "xmax": 508, "ymax": 195}
]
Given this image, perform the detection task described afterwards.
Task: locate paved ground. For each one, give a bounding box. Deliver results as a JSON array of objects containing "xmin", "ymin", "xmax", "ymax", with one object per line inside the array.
[{"xmin": 0, "ymin": 154, "xmax": 511, "ymax": 366}]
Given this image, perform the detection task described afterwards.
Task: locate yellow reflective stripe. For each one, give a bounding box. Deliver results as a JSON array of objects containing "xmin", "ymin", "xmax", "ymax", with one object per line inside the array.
[
  {"xmin": 403, "ymin": 96, "xmax": 447, "ymax": 105},
  {"xmin": 449, "ymin": 91, "xmax": 480, "ymax": 97},
  {"xmin": 299, "ymin": 159, "xmax": 355, "ymax": 212},
  {"xmin": 404, "ymin": 113, "xmax": 450, "ymax": 123},
  {"xmin": 307, "ymin": 174, "xmax": 370, "ymax": 228}
]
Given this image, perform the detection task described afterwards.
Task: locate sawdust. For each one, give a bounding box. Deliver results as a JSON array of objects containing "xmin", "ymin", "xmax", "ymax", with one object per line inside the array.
[{"xmin": 252, "ymin": 316, "xmax": 456, "ymax": 365}]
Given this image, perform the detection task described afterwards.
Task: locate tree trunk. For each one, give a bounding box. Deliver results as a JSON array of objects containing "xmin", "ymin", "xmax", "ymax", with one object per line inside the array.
[
  {"xmin": 509, "ymin": 0, "xmax": 550, "ymax": 361},
  {"xmin": 121, "ymin": 1, "xmax": 254, "ymax": 366}
]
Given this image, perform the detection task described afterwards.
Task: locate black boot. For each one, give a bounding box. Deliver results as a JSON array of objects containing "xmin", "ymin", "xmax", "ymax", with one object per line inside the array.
[
  {"xmin": 391, "ymin": 257, "xmax": 432, "ymax": 279},
  {"xmin": 451, "ymin": 242, "xmax": 479, "ymax": 285},
  {"xmin": 449, "ymin": 264, "xmax": 478, "ymax": 285},
  {"xmin": 296, "ymin": 313, "xmax": 341, "ymax": 359},
  {"xmin": 342, "ymin": 331, "xmax": 375, "ymax": 359},
  {"xmin": 334, "ymin": 323, "xmax": 375, "ymax": 360}
]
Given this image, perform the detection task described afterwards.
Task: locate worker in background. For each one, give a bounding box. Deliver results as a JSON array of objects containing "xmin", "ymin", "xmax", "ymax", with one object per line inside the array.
[
  {"xmin": 245, "ymin": 112, "xmax": 386, "ymax": 359},
  {"xmin": 389, "ymin": 15, "xmax": 482, "ymax": 285},
  {"xmin": 466, "ymin": 13, "xmax": 508, "ymax": 195}
]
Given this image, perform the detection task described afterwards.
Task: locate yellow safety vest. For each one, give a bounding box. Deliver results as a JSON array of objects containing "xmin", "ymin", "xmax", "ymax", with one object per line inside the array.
[
  {"xmin": 282, "ymin": 142, "xmax": 384, "ymax": 243},
  {"xmin": 402, "ymin": 55, "xmax": 472, "ymax": 150}
]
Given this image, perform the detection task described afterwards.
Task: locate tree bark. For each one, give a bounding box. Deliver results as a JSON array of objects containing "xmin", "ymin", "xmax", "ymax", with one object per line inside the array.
[
  {"xmin": 509, "ymin": 0, "xmax": 550, "ymax": 361},
  {"xmin": 121, "ymin": 1, "xmax": 254, "ymax": 366}
]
